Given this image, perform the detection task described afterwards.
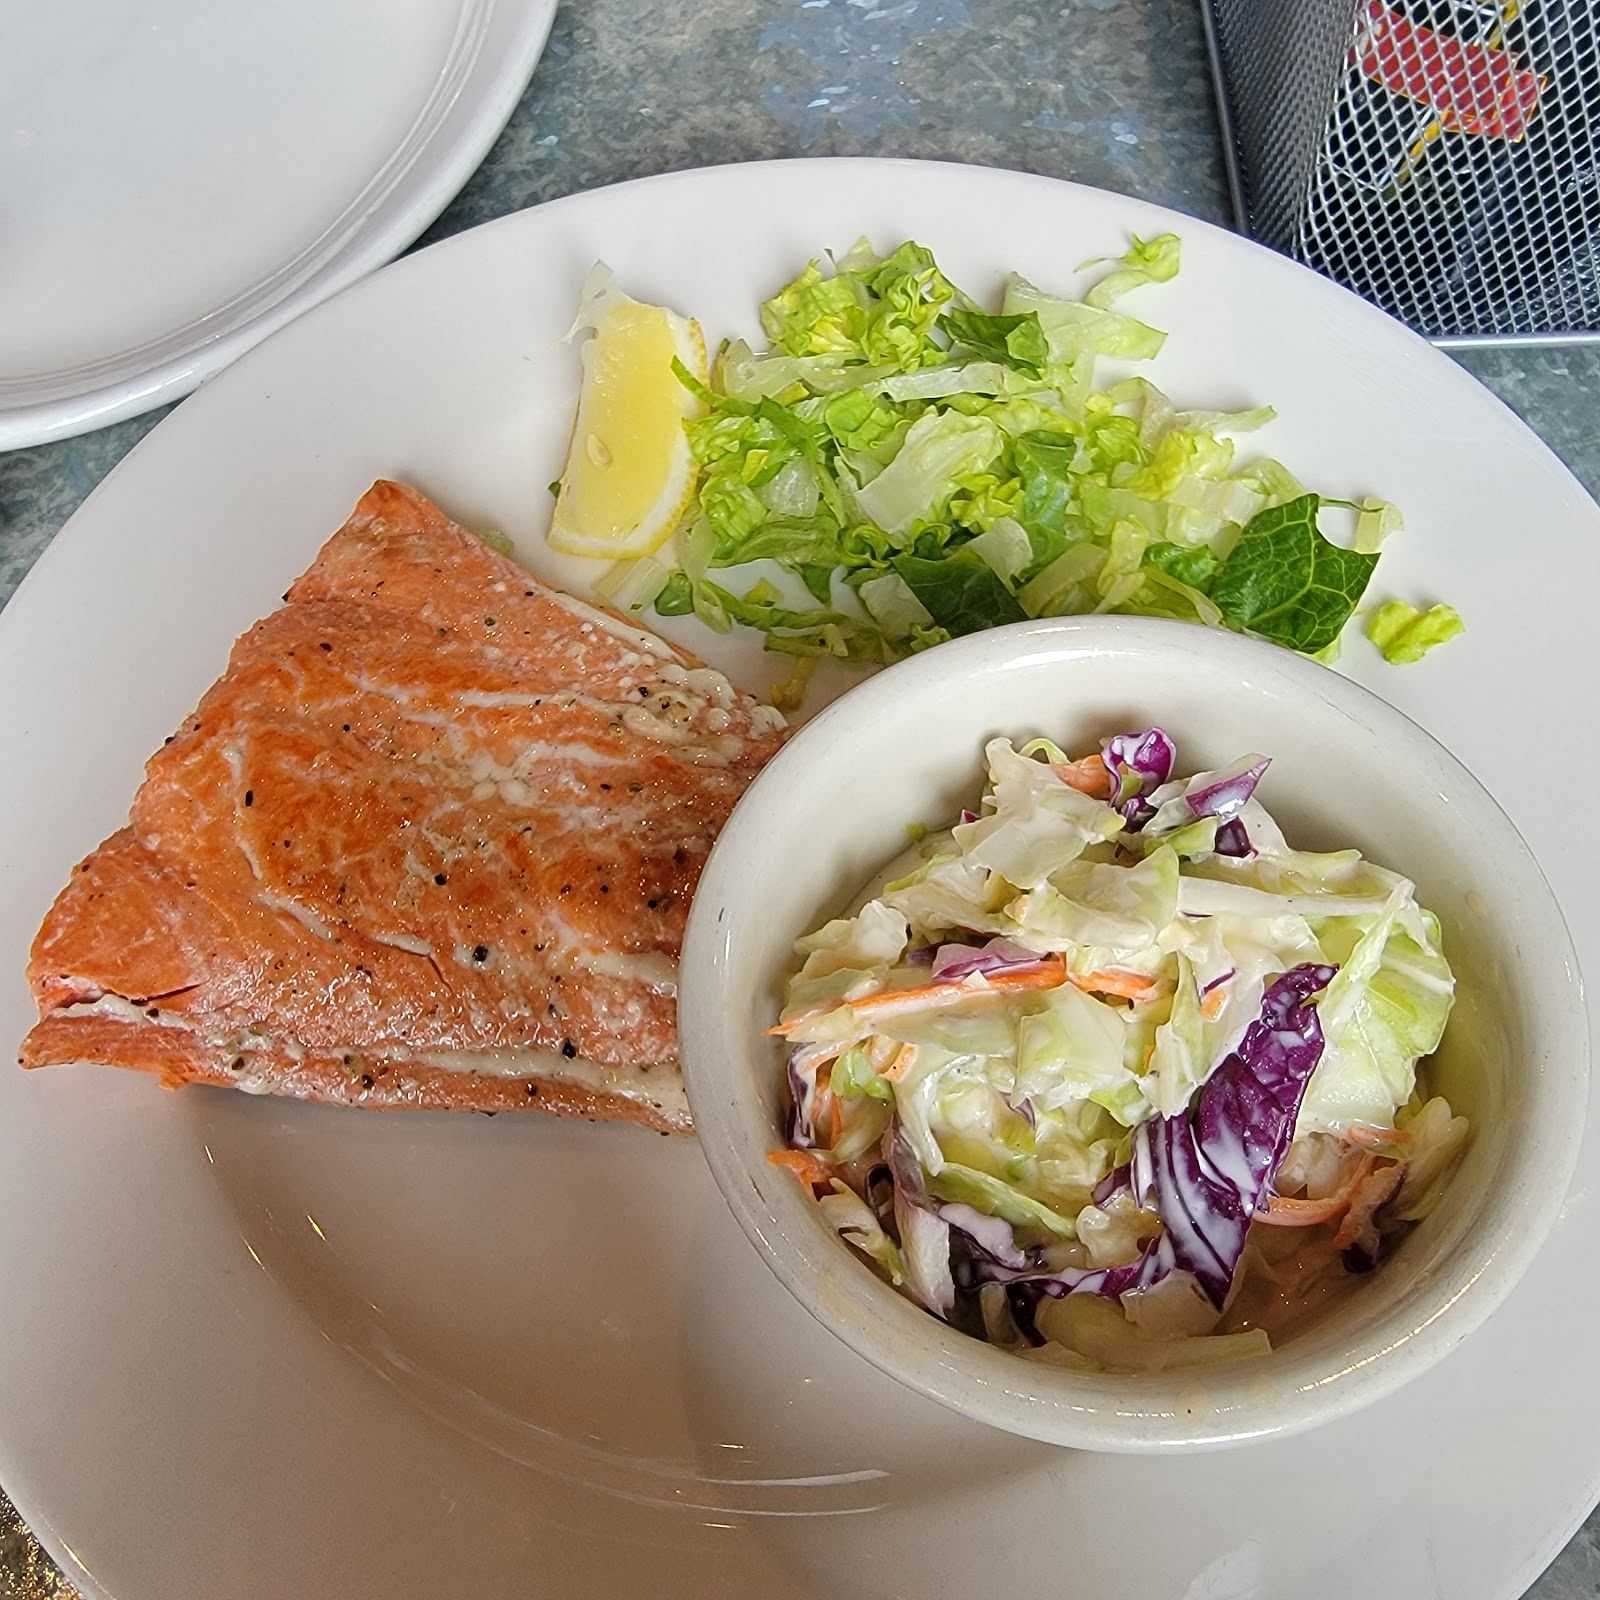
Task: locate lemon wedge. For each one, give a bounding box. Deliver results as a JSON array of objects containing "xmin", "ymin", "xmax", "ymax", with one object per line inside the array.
[{"xmin": 548, "ymin": 266, "xmax": 707, "ymax": 559}]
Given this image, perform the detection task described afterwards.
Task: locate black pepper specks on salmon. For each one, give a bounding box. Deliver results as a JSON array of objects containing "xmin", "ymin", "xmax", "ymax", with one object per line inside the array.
[
  {"xmin": 561, "ymin": 1039, "xmax": 576, "ymax": 1059},
  {"xmin": 243, "ymin": 790, "xmax": 254, "ymax": 807},
  {"xmin": 525, "ymin": 1082, "xmax": 540, "ymax": 1097},
  {"xmin": 472, "ymin": 945, "xmax": 489, "ymax": 964},
  {"xmin": 359, "ymin": 1073, "xmax": 374, "ymax": 1090},
  {"xmin": 319, "ymin": 641, "xmax": 332, "ymax": 652},
  {"xmin": 434, "ymin": 873, "xmax": 448, "ymax": 886}
]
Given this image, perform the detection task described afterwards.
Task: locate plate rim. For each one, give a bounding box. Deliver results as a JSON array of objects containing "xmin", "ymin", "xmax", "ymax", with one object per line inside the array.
[{"xmin": 2, "ymin": 155, "xmax": 1598, "ymax": 1600}]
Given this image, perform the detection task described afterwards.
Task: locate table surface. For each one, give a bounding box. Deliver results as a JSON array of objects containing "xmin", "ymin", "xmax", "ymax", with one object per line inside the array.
[{"xmin": 3, "ymin": 2, "xmax": 1598, "ymax": 1595}]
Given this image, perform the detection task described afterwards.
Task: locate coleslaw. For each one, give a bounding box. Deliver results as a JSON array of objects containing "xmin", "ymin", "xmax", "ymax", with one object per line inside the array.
[{"xmin": 770, "ymin": 727, "xmax": 1468, "ymax": 1369}]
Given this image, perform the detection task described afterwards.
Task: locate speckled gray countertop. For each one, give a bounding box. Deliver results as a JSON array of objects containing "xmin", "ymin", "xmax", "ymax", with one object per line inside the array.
[{"xmin": 2, "ymin": 1, "xmax": 1597, "ymax": 1595}]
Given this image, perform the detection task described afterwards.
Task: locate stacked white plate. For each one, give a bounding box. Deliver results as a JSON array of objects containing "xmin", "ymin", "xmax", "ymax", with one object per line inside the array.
[{"xmin": 0, "ymin": 0, "xmax": 556, "ymax": 447}]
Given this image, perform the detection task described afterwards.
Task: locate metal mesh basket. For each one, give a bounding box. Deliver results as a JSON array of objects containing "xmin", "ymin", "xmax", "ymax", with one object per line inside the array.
[{"xmin": 1200, "ymin": 0, "xmax": 1600, "ymax": 344}]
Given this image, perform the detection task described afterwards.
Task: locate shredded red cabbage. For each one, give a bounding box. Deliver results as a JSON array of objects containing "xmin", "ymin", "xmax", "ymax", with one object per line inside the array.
[
  {"xmin": 940, "ymin": 1203, "xmax": 1033, "ymax": 1270},
  {"xmin": 976, "ymin": 963, "xmax": 1336, "ymax": 1313},
  {"xmin": 787, "ymin": 1050, "xmax": 822, "ymax": 1148},
  {"xmin": 1184, "ymin": 756, "xmax": 1269, "ymax": 821},
  {"xmin": 1100, "ymin": 727, "xmax": 1177, "ymax": 829},
  {"xmin": 1213, "ymin": 817, "xmax": 1255, "ymax": 858},
  {"xmin": 931, "ymin": 936, "xmax": 1050, "ymax": 982}
]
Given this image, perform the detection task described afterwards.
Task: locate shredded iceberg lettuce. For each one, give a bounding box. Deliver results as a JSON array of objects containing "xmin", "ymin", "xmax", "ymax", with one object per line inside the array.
[{"xmin": 584, "ymin": 236, "xmax": 1421, "ymax": 675}]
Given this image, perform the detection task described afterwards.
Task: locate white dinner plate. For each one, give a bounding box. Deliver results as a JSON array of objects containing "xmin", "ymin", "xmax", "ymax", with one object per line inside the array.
[
  {"xmin": 0, "ymin": 0, "xmax": 555, "ymax": 449},
  {"xmin": 0, "ymin": 160, "xmax": 1595, "ymax": 1600}
]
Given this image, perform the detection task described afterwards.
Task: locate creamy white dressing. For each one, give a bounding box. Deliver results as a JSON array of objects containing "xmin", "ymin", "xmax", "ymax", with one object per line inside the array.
[
  {"xmin": 544, "ymin": 590, "xmax": 676, "ymax": 660},
  {"xmin": 658, "ymin": 660, "xmax": 739, "ymax": 710},
  {"xmin": 416, "ymin": 1045, "xmax": 689, "ymax": 1125},
  {"xmin": 620, "ymin": 703, "xmax": 696, "ymax": 746},
  {"xmin": 457, "ymin": 689, "xmax": 548, "ymax": 709},
  {"xmin": 257, "ymin": 893, "xmax": 335, "ymax": 941},
  {"xmin": 55, "ymin": 996, "xmax": 687, "ymax": 1124},
  {"xmin": 574, "ymin": 947, "xmax": 678, "ymax": 996},
  {"xmin": 370, "ymin": 930, "xmax": 435, "ymax": 958},
  {"xmin": 542, "ymin": 905, "xmax": 679, "ymax": 995},
  {"xmin": 619, "ymin": 703, "xmax": 744, "ymax": 763},
  {"xmin": 58, "ymin": 995, "xmax": 188, "ymax": 1029},
  {"xmin": 353, "ymin": 672, "xmax": 416, "ymax": 705}
]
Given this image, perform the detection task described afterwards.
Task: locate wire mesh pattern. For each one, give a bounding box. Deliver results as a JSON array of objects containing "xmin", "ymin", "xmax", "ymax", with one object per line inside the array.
[{"xmin": 1202, "ymin": 0, "xmax": 1600, "ymax": 343}]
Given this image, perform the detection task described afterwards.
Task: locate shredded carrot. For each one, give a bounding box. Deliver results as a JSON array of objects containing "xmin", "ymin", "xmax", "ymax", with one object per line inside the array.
[
  {"xmin": 1200, "ymin": 983, "xmax": 1228, "ymax": 1020},
  {"xmin": 867, "ymin": 1034, "xmax": 899, "ymax": 1072},
  {"xmin": 1341, "ymin": 1122, "xmax": 1408, "ymax": 1151},
  {"xmin": 880, "ymin": 1042, "xmax": 918, "ymax": 1083},
  {"xmin": 1333, "ymin": 1162, "xmax": 1405, "ymax": 1252},
  {"xmin": 824, "ymin": 1089, "xmax": 844, "ymax": 1147},
  {"xmin": 1052, "ymin": 753, "xmax": 1113, "ymax": 799},
  {"xmin": 1067, "ymin": 967, "xmax": 1159, "ymax": 1002},
  {"xmin": 790, "ymin": 1042, "xmax": 840, "ymax": 1075},
  {"xmin": 1257, "ymin": 1153, "xmax": 1376, "ymax": 1227},
  {"xmin": 767, "ymin": 1149, "xmax": 835, "ymax": 1187},
  {"xmin": 767, "ymin": 958, "xmax": 1067, "ymax": 1037}
]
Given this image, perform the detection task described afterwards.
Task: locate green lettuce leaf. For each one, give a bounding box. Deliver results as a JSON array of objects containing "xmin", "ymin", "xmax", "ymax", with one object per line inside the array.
[
  {"xmin": 854, "ymin": 410, "xmax": 1006, "ymax": 534},
  {"xmin": 1081, "ymin": 232, "xmax": 1182, "ymax": 310},
  {"xmin": 1001, "ymin": 274, "xmax": 1167, "ymax": 363},
  {"xmin": 1145, "ymin": 541, "xmax": 1221, "ymax": 590},
  {"xmin": 1210, "ymin": 494, "xmax": 1380, "ymax": 654},
  {"xmin": 760, "ymin": 261, "xmax": 868, "ymax": 356},
  {"xmin": 891, "ymin": 548, "xmax": 1026, "ymax": 636},
  {"xmin": 1365, "ymin": 599, "xmax": 1464, "ymax": 663},
  {"xmin": 941, "ymin": 308, "xmax": 1049, "ymax": 376}
]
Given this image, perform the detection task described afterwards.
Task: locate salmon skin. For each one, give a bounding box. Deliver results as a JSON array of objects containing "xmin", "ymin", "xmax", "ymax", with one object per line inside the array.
[{"xmin": 19, "ymin": 481, "xmax": 787, "ymax": 1133}]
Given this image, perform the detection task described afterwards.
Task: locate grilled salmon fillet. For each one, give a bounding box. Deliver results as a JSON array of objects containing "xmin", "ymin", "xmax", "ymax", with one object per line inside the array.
[{"xmin": 18, "ymin": 480, "xmax": 787, "ymax": 1133}]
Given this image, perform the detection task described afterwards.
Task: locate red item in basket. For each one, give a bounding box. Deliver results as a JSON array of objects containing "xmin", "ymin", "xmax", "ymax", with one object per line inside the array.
[{"xmin": 1354, "ymin": 0, "xmax": 1544, "ymax": 141}]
